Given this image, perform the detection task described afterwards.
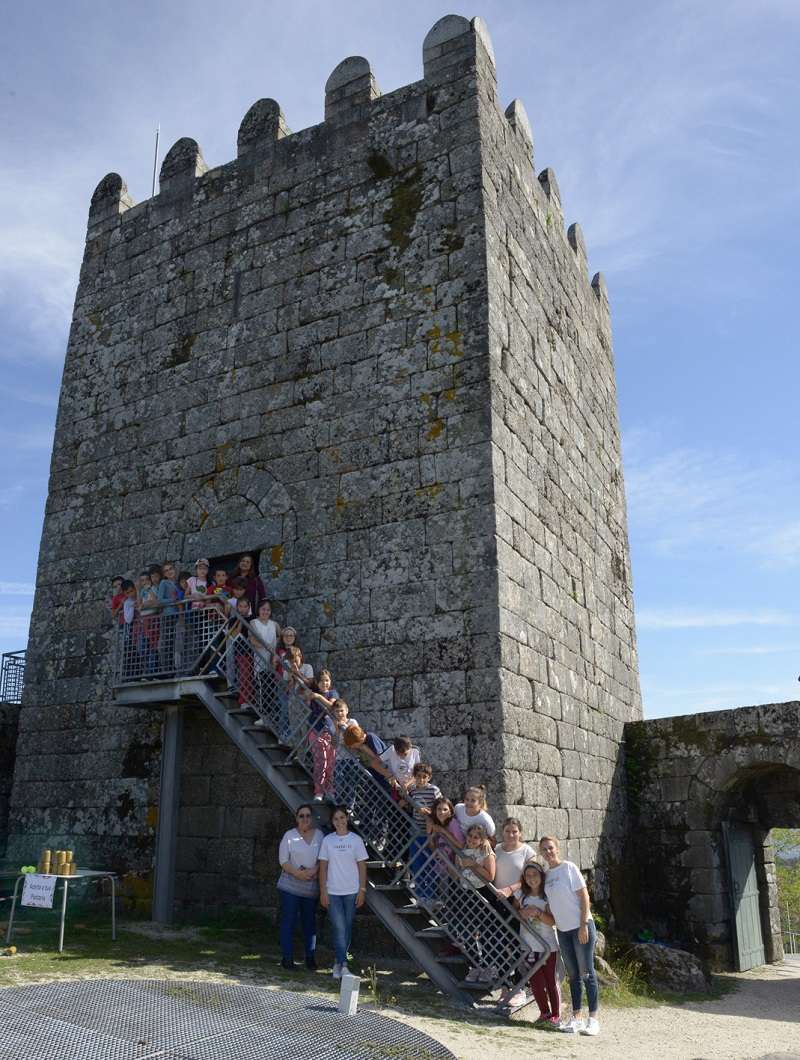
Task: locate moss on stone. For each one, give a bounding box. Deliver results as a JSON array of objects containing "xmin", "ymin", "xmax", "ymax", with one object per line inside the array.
[{"xmin": 383, "ymin": 166, "xmax": 423, "ymax": 252}]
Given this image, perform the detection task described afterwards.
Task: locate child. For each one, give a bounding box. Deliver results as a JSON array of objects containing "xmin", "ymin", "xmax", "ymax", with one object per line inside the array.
[
  {"xmin": 120, "ymin": 579, "xmax": 138, "ymax": 679},
  {"xmin": 455, "ymin": 786, "xmax": 496, "ymax": 845},
  {"xmin": 306, "ymin": 669, "xmax": 340, "ymax": 802},
  {"xmin": 110, "ymin": 576, "xmax": 124, "ymax": 624},
  {"xmin": 138, "ymin": 570, "xmax": 159, "ymax": 675},
  {"xmin": 226, "ymin": 576, "xmax": 249, "ymax": 614},
  {"xmin": 250, "ymin": 600, "xmax": 281, "ymax": 731},
  {"xmin": 405, "ymin": 763, "xmax": 442, "ymax": 902},
  {"xmin": 380, "ymin": 736, "xmax": 420, "ymax": 792},
  {"xmin": 156, "ymin": 563, "xmax": 179, "ymax": 672},
  {"xmin": 176, "ymin": 571, "xmax": 191, "ymax": 600},
  {"xmin": 275, "ymin": 625, "xmax": 299, "ymax": 667},
  {"xmin": 227, "ymin": 598, "xmax": 256, "ymax": 706},
  {"xmin": 456, "ymin": 825, "xmax": 497, "ymax": 982},
  {"xmin": 509, "ymin": 862, "xmax": 560, "ymax": 1021},
  {"xmin": 186, "ymin": 559, "xmax": 212, "ymax": 663}
]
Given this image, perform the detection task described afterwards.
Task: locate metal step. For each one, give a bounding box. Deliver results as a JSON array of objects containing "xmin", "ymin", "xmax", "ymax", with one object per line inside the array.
[
  {"xmin": 435, "ymin": 954, "xmax": 468, "ymax": 964},
  {"xmin": 415, "ymin": 926, "xmax": 447, "ymax": 939},
  {"xmin": 396, "ymin": 904, "xmax": 430, "ymax": 917},
  {"xmin": 286, "ymin": 779, "xmax": 312, "ymax": 788}
]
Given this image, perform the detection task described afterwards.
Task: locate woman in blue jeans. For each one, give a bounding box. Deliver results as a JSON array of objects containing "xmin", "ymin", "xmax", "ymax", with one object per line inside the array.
[
  {"xmin": 539, "ymin": 835, "xmax": 600, "ymax": 1037},
  {"xmin": 277, "ymin": 805, "xmax": 324, "ymax": 970},
  {"xmin": 318, "ymin": 806, "xmax": 369, "ymax": 979}
]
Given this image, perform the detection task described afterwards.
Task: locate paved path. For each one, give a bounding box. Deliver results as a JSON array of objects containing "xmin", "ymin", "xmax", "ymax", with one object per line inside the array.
[{"xmin": 396, "ymin": 960, "xmax": 800, "ymax": 1060}]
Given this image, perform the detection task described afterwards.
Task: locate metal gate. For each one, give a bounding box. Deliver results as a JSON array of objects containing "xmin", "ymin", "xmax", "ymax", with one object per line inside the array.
[{"xmin": 723, "ymin": 820, "xmax": 765, "ymax": 971}]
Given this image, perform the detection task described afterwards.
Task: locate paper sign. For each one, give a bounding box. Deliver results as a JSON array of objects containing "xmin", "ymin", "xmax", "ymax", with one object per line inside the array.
[{"xmin": 21, "ymin": 873, "xmax": 58, "ymax": 909}]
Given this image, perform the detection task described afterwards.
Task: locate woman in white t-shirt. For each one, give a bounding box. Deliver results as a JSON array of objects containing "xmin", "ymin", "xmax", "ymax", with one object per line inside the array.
[
  {"xmin": 277, "ymin": 805, "xmax": 324, "ymax": 971},
  {"xmin": 318, "ymin": 806, "xmax": 369, "ymax": 980},
  {"xmin": 539, "ymin": 836, "xmax": 600, "ymax": 1037},
  {"xmin": 454, "ymin": 785, "xmax": 496, "ymax": 845}
]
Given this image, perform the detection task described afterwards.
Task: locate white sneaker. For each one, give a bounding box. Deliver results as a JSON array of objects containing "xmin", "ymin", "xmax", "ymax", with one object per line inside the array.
[
  {"xmin": 313, "ymin": 795, "xmax": 324, "ymax": 802},
  {"xmin": 581, "ymin": 1017, "xmax": 600, "ymax": 1036},
  {"xmin": 254, "ymin": 718, "xmax": 266, "ymax": 727},
  {"xmin": 340, "ymin": 962, "xmax": 350, "ymax": 977},
  {"xmin": 332, "ymin": 963, "xmax": 342, "ymax": 979},
  {"xmin": 506, "ymin": 990, "xmax": 528, "ymax": 1009},
  {"xmin": 559, "ymin": 1017, "xmax": 585, "ymax": 1034}
]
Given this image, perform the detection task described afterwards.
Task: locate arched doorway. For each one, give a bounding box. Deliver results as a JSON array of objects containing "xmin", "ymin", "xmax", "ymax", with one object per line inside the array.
[{"xmin": 720, "ymin": 764, "xmax": 800, "ymax": 970}]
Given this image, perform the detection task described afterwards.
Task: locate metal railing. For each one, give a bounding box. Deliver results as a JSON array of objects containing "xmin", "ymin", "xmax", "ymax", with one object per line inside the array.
[
  {"xmin": 0, "ymin": 650, "xmax": 25, "ymax": 704},
  {"xmin": 783, "ymin": 930, "xmax": 800, "ymax": 955},
  {"xmin": 111, "ymin": 598, "xmax": 551, "ymax": 995}
]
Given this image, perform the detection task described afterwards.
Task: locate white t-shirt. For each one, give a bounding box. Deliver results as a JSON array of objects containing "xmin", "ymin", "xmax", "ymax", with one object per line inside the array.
[
  {"xmin": 319, "ymin": 831, "xmax": 369, "ymax": 895},
  {"xmin": 518, "ymin": 894, "xmax": 558, "ymax": 951},
  {"xmin": 494, "ymin": 843, "xmax": 537, "ymax": 889},
  {"xmin": 278, "ymin": 827, "xmax": 324, "ymax": 869},
  {"xmin": 544, "ymin": 860, "xmax": 592, "ymax": 932},
  {"xmin": 250, "ymin": 618, "xmax": 279, "ymax": 668},
  {"xmin": 380, "ymin": 746, "xmax": 421, "ymax": 785},
  {"xmin": 454, "ymin": 804, "xmax": 496, "ymax": 838}
]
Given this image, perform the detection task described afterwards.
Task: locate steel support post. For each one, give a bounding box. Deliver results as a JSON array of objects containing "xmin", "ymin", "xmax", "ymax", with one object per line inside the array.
[{"xmin": 152, "ymin": 703, "xmax": 184, "ymax": 924}]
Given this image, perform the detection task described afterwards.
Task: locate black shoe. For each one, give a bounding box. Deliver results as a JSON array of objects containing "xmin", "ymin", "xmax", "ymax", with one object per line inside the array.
[
  {"xmin": 281, "ymin": 957, "xmax": 295, "ymax": 970},
  {"xmin": 305, "ymin": 955, "xmax": 317, "ymax": 971}
]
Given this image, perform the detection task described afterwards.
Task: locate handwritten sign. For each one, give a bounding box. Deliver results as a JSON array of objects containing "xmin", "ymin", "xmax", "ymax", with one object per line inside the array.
[{"xmin": 21, "ymin": 873, "xmax": 58, "ymax": 909}]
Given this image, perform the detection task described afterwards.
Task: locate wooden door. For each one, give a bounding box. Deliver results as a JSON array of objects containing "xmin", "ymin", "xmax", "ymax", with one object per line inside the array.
[{"xmin": 723, "ymin": 821, "xmax": 766, "ymax": 971}]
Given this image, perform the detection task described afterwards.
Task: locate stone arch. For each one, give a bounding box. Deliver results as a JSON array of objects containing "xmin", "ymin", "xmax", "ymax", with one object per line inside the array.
[{"xmin": 172, "ymin": 467, "xmax": 296, "ymax": 596}]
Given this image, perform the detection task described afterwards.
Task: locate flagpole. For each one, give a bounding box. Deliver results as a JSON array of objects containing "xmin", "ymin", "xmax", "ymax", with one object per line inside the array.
[{"xmin": 151, "ymin": 124, "xmax": 160, "ymax": 197}]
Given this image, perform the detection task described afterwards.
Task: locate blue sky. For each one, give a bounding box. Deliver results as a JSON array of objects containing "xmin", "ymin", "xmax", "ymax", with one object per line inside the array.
[{"xmin": 1, "ymin": 1, "xmax": 798, "ymax": 718}]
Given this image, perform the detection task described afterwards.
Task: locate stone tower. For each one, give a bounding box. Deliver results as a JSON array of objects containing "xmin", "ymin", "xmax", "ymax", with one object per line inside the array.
[{"xmin": 7, "ymin": 14, "xmax": 641, "ymax": 912}]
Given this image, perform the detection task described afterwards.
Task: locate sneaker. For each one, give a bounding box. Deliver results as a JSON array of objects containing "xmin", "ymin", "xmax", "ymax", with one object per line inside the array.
[
  {"xmin": 546, "ymin": 1015, "xmax": 562, "ymax": 1028},
  {"xmin": 332, "ymin": 963, "xmax": 342, "ymax": 979},
  {"xmin": 340, "ymin": 962, "xmax": 350, "ymax": 977},
  {"xmin": 254, "ymin": 718, "xmax": 266, "ymax": 728},
  {"xmin": 581, "ymin": 1017, "xmax": 600, "ymax": 1036},
  {"xmin": 505, "ymin": 990, "xmax": 528, "ymax": 1010},
  {"xmin": 465, "ymin": 967, "xmax": 482, "ymax": 982},
  {"xmin": 280, "ymin": 957, "xmax": 294, "ymax": 970},
  {"xmin": 312, "ymin": 794, "xmax": 324, "ymax": 802},
  {"xmin": 559, "ymin": 1017, "xmax": 585, "ymax": 1034}
]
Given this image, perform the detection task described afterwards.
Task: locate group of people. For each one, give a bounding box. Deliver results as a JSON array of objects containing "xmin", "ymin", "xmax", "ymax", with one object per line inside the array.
[
  {"xmin": 279, "ymin": 802, "xmax": 601, "ymax": 1036},
  {"xmin": 110, "ymin": 556, "xmax": 600, "ymax": 1035}
]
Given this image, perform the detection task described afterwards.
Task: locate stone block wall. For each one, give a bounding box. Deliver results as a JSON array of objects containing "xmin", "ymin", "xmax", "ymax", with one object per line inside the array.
[
  {"xmin": 9, "ymin": 14, "xmax": 641, "ymax": 910},
  {"xmin": 624, "ymin": 701, "xmax": 800, "ymax": 968},
  {"xmin": 476, "ymin": 55, "xmax": 641, "ymax": 888}
]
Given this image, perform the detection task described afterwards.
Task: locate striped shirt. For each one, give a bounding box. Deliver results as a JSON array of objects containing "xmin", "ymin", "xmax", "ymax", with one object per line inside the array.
[{"xmin": 407, "ymin": 782, "xmax": 442, "ymax": 831}]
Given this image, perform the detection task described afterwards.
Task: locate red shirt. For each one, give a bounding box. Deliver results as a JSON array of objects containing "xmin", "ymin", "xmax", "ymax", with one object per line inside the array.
[{"xmin": 111, "ymin": 592, "xmax": 125, "ymax": 624}]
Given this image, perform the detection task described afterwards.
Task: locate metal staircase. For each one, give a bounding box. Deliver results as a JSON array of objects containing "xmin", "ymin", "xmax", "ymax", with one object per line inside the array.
[{"xmin": 112, "ymin": 600, "xmax": 548, "ymax": 1007}]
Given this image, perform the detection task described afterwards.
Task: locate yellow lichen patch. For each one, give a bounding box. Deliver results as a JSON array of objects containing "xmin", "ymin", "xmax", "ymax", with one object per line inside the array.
[
  {"xmin": 419, "ymin": 393, "xmax": 432, "ymax": 407},
  {"xmin": 322, "ymin": 600, "xmax": 335, "ymax": 618},
  {"xmin": 442, "ymin": 388, "xmax": 457, "ymax": 402},
  {"xmin": 426, "ymin": 418, "xmax": 445, "ymax": 441},
  {"xmin": 198, "ymin": 509, "xmax": 209, "ymax": 528},
  {"xmin": 416, "ymin": 483, "xmax": 443, "ymax": 499},
  {"xmin": 270, "ymin": 544, "xmax": 284, "ymax": 576},
  {"xmin": 328, "ymin": 448, "xmax": 341, "ymax": 464},
  {"xmin": 146, "ymin": 805, "xmax": 159, "ymax": 829},
  {"xmin": 445, "ymin": 330, "xmax": 464, "ymax": 357},
  {"xmin": 426, "ymin": 324, "xmax": 442, "ymax": 354},
  {"xmin": 335, "ymin": 494, "xmax": 348, "ymax": 511}
]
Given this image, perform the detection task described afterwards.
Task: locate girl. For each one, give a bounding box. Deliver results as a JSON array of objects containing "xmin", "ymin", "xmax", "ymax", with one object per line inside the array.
[
  {"xmin": 250, "ymin": 600, "xmax": 280, "ymax": 731},
  {"xmin": 277, "ymin": 804, "xmax": 324, "ymax": 970},
  {"xmin": 454, "ymin": 786, "xmax": 496, "ymax": 845},
  {"xmin": 539, "ymin": 836, "xmax": 600, "ymax": 1036},
  {"xmin": 278, "ymin": 645, "xmax": 314, "ymax": 747},
  {"xmin": 511, "ymin": 861, "xmax": 560, "ymax": 1021},
  {"xmin": 494, "ymin": 818, "xmax": 536, "ymax": 894},
  {"xmin": 232, "ymin": 553, "xmax": 267, "ymax": 615},
  {"xmin": 137, "ymin": 570, "xmax": 159, "ymax": 675},
  {"xmin": 226, "ymin": 598, "xmax": 255, "ymax": 707},
  {"xmin": 318, "ymin": 806, "xmax": 369, "ymax": 980},
  {"xmin": 306, "ymin": 670, "xmax": 340, "ymax": 802},
  {"xmin": 455, "ymin": 824, "xmax": 496, "ymax": 981}
]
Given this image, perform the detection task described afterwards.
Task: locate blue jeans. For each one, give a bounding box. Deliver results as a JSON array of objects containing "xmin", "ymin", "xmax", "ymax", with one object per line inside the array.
[
  {"xmin": 559, "ymin": 919, "xmax": 599, "ymax": 1014},
  {"xmin": 278, "ymin": 890, "xmax": 317, "ymax": 961},
  {"xmin": 327, "ymin": 893, "xmax": 357, "ymax": 965},
  {"xmin": 409, "ymin": 835, "xmax": 436, "ymax": 900}
]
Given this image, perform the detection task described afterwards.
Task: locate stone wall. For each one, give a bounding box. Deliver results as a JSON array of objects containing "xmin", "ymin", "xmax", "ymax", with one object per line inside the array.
[
  {"xmin": 9, "ymin": 15, "xmax": 641, "ymax": 910},
  {"xmin": 476, "ymin": 44, "xmax": 641, "ymax": 889},
  {"xmin": 624, "ymin": 700, "xmax": 800, "ymax": 968},
  {"xmin": 0, "ymin": 702, "xmax": 20, "ymax": 858}
]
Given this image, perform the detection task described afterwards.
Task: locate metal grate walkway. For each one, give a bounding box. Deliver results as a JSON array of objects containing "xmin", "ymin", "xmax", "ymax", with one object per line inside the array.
[{"xmin": 0, "ymin": 978, "xmax": 454, "ymax": 1060}]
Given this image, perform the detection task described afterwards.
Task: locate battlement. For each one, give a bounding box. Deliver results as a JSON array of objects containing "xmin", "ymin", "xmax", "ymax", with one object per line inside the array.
[{"xmin": 87, "ymin": 13, "xmax": 605, "ymax": 302}]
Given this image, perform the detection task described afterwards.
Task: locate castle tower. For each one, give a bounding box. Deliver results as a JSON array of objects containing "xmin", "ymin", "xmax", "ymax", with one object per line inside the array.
[{"xmin": 7, "ymin": 14, "xmax": 641, "ymax": 914}]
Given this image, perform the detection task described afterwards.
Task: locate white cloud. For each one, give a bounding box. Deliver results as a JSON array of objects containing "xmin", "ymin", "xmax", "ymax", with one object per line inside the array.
[
  {"xmin": 624, "ymin": 428, "xmax": 800, "ymax": 569},
  {"xmin": 637, "ymin": 608, "xmax": 797, "ymax": 631},
  {"xmin": 697, "ymin": 644, "xmax": 800, "ymax": 656}
]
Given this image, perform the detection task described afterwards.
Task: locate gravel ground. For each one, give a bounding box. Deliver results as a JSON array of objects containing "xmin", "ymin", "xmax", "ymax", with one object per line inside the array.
[{"xmin": 391, "ymin": 959, "xmax": 800, "ymax": 1060}]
